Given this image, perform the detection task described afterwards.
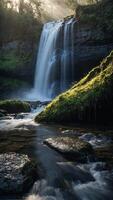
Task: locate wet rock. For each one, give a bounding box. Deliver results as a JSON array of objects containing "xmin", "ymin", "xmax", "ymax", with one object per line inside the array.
[
  {"xmin": 95, "ymin": 145, "xmax": 113, "ymax": 166},
  {"xmin": 15, "ymin": 113, "xmax": 29, "ymax": 119},
  {"xmin": 26, "ymin": 101, "xmax": 50, "ymax": 110},
  {"xmin": 0, "ymin": 153, "xmax": 38, "ymax": 194},
  {"xmin": 79, "ymin": 133, "xmax": 112, "ymax": 148},
  {"xmin": 0, "ymin": 116, "xmax": 13, "ymax": 120},
  {"xmin": 0, "ymin": 109, "xmax": 7, "ymax": 118},
  {"xmin": 0, "ymin": 109, "xmax": 7, "ymax": 115},
  {"xmin": 61, "ymin": 130, "xmax": 75, "ymax": 135},
  {"xmin": 61, "ymin": 129, "xmax": 81, "ymax": 137},
  {"xmin": 0, "ymin": 112, "xmax": 5, "ymax": 118},
  {"xmin": 44, "ymin": 136, "xmax": 93, "ymax": 161}
]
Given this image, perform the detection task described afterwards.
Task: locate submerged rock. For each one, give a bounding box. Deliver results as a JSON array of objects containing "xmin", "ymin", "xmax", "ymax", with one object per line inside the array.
[
  {"xmin": 0, "ymin": 153, "xmax": 37, "ymax": 194},
  {"xmin": 44, "ymin": 136, "xmax": 93, "ymax": 161}
]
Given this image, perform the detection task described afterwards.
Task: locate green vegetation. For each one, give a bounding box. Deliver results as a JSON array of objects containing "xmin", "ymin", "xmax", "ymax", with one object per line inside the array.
[
  {"xmin": 0, "ymin": 50, "xmax": 32, "ymax": 71},
  {"xmin": 35, "ymin": 51, "xmax": 113, "ymax": 125},
  {"xmin": 0, "ymin": 0, "xmax": 43, "ymax": 95},
  {"xmin": 0, "ymin": 0, "xmax": 42, "ymax": 46},
  {"xmin": 0, "ymin": 52, "xmax": 20, "ymax": 70},
  {"xmin": 0, "ymin": 100, "xmax": 31, "ymax": 113}
]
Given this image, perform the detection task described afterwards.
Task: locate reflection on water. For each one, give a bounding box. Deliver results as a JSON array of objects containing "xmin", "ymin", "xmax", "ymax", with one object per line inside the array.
[{"xmin": 0, "ymin": 108, "xmax": 113, "ymax": 200}]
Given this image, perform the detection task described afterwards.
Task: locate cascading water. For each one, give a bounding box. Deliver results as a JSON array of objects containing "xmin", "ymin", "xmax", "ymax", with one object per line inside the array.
[
  {"xmin": 33, "ymin": 18, "xmax": 76, "ymax": 101},
  {"xmin": 61, "ymin": 18, "xmax": 76, "ymax": 91}
]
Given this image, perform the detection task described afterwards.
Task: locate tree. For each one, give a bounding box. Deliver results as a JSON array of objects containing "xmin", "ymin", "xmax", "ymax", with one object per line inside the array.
[{"xmin": 19, "ymin": 0, "xmax": 24, "ymax": 14}]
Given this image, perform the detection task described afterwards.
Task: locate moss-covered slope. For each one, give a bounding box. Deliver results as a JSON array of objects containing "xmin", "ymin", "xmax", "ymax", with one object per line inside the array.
[{"xmin": 35, "ymin": 51, "xmax": 113, "ymax": 125}]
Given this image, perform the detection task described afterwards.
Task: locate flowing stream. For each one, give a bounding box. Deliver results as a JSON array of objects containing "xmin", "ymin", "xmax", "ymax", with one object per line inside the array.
[{"xmin": 0, "ymin": 108, "xmax": 113, "ymax": 200}]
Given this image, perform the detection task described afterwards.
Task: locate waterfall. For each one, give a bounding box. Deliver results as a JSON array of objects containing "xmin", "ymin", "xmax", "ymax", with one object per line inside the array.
[
  {"xmin": 61, "ymin": 18, "xmax": 76, "ymax": 91},
  {"xmin": 33, "ymin": 18, "xmax": 76, "ymax": 101}
]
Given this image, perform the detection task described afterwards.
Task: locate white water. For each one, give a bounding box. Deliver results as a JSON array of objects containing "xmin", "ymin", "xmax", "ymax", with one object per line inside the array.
[
  {"xmin": 61, "ymin": 18, "xmax": 76, "ymax": 91},
  {"xmin": 31, "ymin": 18, "xmax": 76, "ymax": 101},
  {"xmin": 26, "ymin": 162, "xmax": 113, "ymax": 200}
]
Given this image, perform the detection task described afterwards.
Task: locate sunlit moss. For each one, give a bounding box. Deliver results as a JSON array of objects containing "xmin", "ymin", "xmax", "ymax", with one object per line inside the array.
[{"xmin": 35, "ymin": 51, "xmax": 113, "ymax": 125}]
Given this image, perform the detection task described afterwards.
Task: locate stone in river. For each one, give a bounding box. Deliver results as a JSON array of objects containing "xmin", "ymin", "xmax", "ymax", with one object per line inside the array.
[
  {"xmin": 44, "ymin": 136, "xmax": 93, "ymax": 162},
  {"xmin": 0, "ymin": 153, "xmax": 38, "ymax": 194}
]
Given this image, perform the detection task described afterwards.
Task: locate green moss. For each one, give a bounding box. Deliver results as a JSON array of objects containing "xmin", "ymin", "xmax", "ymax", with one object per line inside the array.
[
  {"xmin": 0, "ymin": 100, "xmax": 31, "ymax": 113},
  {"xmin": 35, "ymin": 51, "xmax": 113, "ymax": 125}
]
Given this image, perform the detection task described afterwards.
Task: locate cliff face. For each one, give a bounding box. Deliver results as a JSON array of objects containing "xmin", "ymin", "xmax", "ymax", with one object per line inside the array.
[
  {"xmin": 72, "ymin": 22, "xmax": 113, "ymax": 80},
  {"xmin": 68, "ymin": 0, "xmax": 113, "ymax": 81}
]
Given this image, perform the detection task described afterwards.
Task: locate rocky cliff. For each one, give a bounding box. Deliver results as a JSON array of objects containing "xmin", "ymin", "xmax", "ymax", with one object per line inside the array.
[
  {"xmin": 72, "ymin": 21, "xmax": 113, "ymax": 81},
  {"xmin": 64, "ymin": 0, "xmax": 113, "ymax": 81}
]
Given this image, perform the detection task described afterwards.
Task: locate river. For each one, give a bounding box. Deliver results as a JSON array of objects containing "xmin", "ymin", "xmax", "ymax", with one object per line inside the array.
[{"xmin": 0, "ymin": 107, "xmax": 113, "ymax": 200}]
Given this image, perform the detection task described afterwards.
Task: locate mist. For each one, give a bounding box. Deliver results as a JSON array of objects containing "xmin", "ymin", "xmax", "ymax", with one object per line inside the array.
[{"xmin": 40, "ymin": 0, "xmax": 73, "ymax": 21}]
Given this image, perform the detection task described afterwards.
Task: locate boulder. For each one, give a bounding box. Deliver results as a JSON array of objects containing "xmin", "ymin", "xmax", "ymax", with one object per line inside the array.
[
  {"xmin": 0, "ymin": 153, "xmax": 37, "ymax": 194},
  {"xmin": 0, "ymin": 100, "xmax": 31, "ymax": 114},
  {"xmin": 44, "ymin": 136, "xmax": 93, "ymax": 161}
]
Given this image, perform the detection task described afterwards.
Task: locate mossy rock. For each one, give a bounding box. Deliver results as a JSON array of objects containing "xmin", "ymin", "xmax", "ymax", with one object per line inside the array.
[
  {"xmin": 0, "ymin": 100, "xmax": 31, "ymax": 114},
  {"xmin": 35, "ymin": 51, "xmax": 113, "ymax": 125}
]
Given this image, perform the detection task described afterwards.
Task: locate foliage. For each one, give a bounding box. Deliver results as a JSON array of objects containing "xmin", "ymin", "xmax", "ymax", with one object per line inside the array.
[
  {"xmin": 0, "ymin": 51, "xmax": 21, "ymax": 70},
  {"xmin": 0, "ymin": 0, "xmax": 42, "ymax": 46},
  {"xmin": 0, "ymin": 50, "xmax": 32, "ymax": 71},
  {"xmin": 35, "ymin": 51, "xmax": 113, "ymax": 125},
  {"xmin": 0, "ymin": 100, "xmax": 31, "ymax": 113},
  {"xmin": 0, "ymin": 0, "xmax": 42, "ymax": 95}
]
